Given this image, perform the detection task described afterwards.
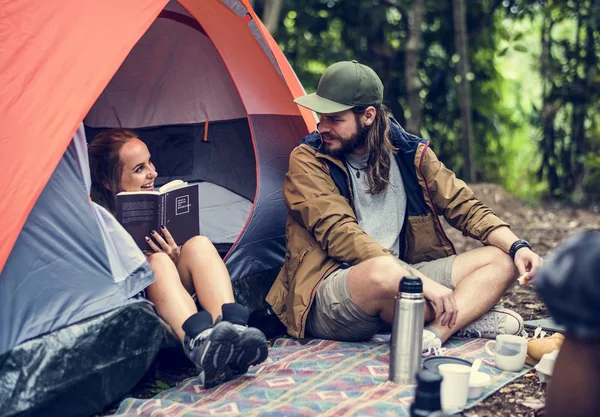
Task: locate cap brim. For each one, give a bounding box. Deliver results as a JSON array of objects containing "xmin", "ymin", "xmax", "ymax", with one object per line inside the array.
[{"xmin": 294, "ymin": 93, "xmax": 354, "ymax": 114}]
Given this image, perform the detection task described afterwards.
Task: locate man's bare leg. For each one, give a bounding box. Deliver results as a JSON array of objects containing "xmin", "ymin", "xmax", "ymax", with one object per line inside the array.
[
  {"xmin": 427, "ymin": 246, "xmax": 517, "ymax": 342},
  {"xmin": 347, "ymin": 256, "xmax": 437, "ymax": 324},
  {"xmin": 347, "ymin": 247, "xmax": 517, "ymax": 343}
]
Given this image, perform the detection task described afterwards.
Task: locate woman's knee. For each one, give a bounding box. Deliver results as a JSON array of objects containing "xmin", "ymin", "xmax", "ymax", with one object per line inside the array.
[
  {"xmin": 181, "ymin": 235, "xmax": 214, "ymax": 255},
  {"xmin": 147, "ymin": 252, "xmax": 179, "ymax": 281},
  {"xmin": 147, "ymin": 252, "xmax": 172, "ymax": 269}
]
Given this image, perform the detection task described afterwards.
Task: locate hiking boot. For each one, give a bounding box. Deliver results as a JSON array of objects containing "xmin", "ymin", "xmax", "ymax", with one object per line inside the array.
[
  {"xmin": 183, "ymin": 320, "xmax": 239, "ymax": 388},
  {"xmin": 422, "ymin": 329, "xmax": 442, "ymax": 356},
  {"xmin": 454, "ymin": 307, "xmax": 524, "ymax": 339},
  {"xmin": 229, "ymin": 324, "xmax": 269, "ymax": 375}
]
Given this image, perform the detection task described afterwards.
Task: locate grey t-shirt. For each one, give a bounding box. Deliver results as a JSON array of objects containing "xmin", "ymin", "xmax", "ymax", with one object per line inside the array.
[{"xmin": 344, "ymin": 152, "xmax": 407, "ymax": 257}]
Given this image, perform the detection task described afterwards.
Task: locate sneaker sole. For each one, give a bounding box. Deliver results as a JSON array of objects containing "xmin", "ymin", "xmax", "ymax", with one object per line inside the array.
[
  {"xmin": 201, "ymin": 322, "xmax": 239, "ymax": 388},
  {"xmin": 231, "ymin": 328, "xmax": 269, "ymax": 375}
]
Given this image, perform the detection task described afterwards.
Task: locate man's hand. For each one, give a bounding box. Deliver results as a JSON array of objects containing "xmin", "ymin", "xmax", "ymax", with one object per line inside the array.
[
  {"xmin": 514, "ymin": 247, "xmax": 543, "ymax": 282},
  {"xmin": 145, "ymin": 226, "xmax": 181, "ymax": 264},
  {"xmin": 422, "ymin": 278, "xmax": 458, "ymax": 328}
]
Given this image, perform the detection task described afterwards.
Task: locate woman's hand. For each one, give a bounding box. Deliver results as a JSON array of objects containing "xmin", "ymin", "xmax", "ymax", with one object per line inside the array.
[
  {"xmin": 422, "ymin": 278, "xmax": 458, "ymax": 328},
  {"xmin": 145, "ymin": 225, "xmax": 180, "ymax": 263}
]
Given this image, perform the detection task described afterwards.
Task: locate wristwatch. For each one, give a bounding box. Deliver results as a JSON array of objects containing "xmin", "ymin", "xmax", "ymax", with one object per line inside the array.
[{"xmin": 509, "ymin": 239, "xmax": 531, "ymax": 259}]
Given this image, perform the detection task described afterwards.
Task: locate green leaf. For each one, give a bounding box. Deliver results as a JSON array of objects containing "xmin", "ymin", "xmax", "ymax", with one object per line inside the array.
[
  {"xmin": 156, "ymin": 380, "xmax": 171, "ymax": 390},
  {"xmin": 513, "ymin": 32, "xmax": 524, "ymax": 42},
  {"xmin": 514, "ymin": 44, "xmax": 528, "ymax": 53},
  {"xmin": 498, "ymin": 47, "xmax": 509, "ymax": 57},
  {"xmin": 498, "ymin": 26, "xmax": 510, "ymax": 40}
]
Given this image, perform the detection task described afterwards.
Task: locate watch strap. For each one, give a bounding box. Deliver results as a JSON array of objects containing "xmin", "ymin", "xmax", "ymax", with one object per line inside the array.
[{"xmin": 509, "ymin": 239, "xmax": 531, "ymax": 259}]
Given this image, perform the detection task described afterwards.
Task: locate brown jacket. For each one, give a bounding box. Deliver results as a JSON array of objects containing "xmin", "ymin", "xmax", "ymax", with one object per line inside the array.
[{"xmin": 266, "ymin": 120, "xmax": 509, "ymax": 338}]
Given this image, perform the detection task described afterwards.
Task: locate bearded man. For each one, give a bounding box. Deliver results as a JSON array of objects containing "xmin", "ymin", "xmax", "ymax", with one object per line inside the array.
[{"xmin": 266, "ymin": 60, "xmax": 543, "ymax": 349}]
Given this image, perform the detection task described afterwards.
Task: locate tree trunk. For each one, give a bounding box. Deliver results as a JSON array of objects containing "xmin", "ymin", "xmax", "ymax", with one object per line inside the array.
[
  {"xmin": 572, "ymin": 5, "xmax": 596, "ymax": 200},
  {"xmin": 452, "ymin": 0, "xmax": 476, "ymax": 182},
  {"xmin": 262, "ymin": 0, "xmax": 284, "ymax": 34},
  {"xmin": 403, "ymin": 0, "xmax": 425, "ymax": 135},
  {"xmin": 538, "ymin": 13, "xmax": 560, "ymax": 194}
]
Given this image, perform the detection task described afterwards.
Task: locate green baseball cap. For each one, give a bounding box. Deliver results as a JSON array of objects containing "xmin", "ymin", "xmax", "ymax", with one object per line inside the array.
[{"xmin": 294, "ymin": 60, "xmax": 384, "ymax": 114}]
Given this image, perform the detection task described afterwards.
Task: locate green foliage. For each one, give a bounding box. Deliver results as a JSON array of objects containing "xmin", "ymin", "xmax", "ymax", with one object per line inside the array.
[
  {"xmin": 149, "ymin": 379, "xmax": 172, "ymax": 394},
  {"xmin": 260, "ymin": 0, "xmax": 599, "ymax": 202}
]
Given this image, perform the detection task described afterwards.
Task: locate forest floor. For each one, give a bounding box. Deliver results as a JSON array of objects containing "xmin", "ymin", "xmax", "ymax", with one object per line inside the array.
[{"xmin": 103, "ymin": 183, "xmax": 600, "ymax": 417}]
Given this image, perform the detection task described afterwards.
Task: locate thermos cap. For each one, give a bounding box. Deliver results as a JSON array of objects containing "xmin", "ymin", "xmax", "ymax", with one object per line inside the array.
[
  {"xmin": 399, "ymin": 276, "xmax": 423, "ymax": 293},
  {"xmin": 415, "ymin": 369, "xmax": 442, "ymax": 392}
]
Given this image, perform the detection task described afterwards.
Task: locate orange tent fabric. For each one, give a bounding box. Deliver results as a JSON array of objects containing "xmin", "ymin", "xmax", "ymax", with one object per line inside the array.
[{"xmin": 0, "ymin": 0, "xmax": 167, "ymax": 271}]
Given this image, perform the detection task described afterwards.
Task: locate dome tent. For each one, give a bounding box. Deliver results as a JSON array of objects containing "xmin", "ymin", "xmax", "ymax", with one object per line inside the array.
[{"xmin": 0, "ymin": 0, "xmax": 314, "ymax": 416}]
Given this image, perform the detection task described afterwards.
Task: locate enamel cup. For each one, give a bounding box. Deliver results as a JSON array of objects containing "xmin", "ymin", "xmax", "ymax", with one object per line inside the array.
[{"xmin": 485, "ymin": 334, "xmax": 528, "ymax": 372}]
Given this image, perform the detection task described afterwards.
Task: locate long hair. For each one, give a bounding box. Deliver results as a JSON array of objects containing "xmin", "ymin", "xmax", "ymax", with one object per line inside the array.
[
  {"xmin": 353, "ymin": 104, "xmax": 397, "ymax": 194},
  {"xmin": 88, "ymin": 129, "xmax": 139, "ymax": 214}
]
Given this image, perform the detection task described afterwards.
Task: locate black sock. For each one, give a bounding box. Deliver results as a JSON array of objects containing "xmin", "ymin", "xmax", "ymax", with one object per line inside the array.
[
  {"xmin": 182, "ymin": 311, "xmax": 213, "ymax": 337},
  {"xmin": 221, "ymin": 303, "xmax": 249, "ymax": 326}
]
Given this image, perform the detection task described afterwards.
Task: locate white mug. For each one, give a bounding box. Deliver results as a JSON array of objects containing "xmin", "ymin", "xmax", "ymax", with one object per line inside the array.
[
  {"xmin": 438, "ymin": 363, "xmax": 471, "ymax": 413},
  {"xmin": 485, "ymin": 334, "xmax": 528, "ymax": 372}
]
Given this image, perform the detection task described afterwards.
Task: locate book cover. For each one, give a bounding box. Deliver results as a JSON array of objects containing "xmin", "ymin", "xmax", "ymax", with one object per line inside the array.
[{"xmin": 116, "ymin": 181, "xmax": 200, "ymax": 251}]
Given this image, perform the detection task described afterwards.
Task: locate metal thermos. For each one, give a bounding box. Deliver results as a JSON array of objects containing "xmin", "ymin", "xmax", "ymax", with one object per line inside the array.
[{"xmin": 389, "ymin": 276, "xmax": 425, "ymax": 384}]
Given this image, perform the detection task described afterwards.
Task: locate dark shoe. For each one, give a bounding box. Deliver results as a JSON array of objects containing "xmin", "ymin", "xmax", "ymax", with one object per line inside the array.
[
  {"xmin": 183, "ymin": 320, "xmax": 239, "ymax": 388},
  {"xmin": 229, "ymin": 324, "xmax": 269, "ymax": 375}
]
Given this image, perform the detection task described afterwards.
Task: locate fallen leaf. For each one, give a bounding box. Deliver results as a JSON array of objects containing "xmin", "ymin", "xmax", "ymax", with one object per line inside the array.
[{"xmin": 522, "ymin": 398, "xmax": 545, "ymax": 409}]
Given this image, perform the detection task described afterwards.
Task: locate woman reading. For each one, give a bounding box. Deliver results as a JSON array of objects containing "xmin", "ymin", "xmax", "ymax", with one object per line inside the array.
[{"xmin": 88, "ymin": 129, "xmax": 268, "ymax": 388}]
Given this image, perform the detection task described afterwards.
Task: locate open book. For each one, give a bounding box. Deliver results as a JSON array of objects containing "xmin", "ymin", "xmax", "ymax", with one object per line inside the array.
[{"xmin": 116, "ymin": 180, "xmax": 200, "ymax": 251}]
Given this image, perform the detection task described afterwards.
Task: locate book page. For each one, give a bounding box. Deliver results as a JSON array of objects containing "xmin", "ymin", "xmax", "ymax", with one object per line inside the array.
[{"xmin": 159, "ymin": 179, "xmax": 189, "ymax": 193}]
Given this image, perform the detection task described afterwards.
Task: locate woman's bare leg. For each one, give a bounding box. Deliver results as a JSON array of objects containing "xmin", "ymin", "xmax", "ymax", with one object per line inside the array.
[
  {"xmin": 176, "ymin": 236, "xmax": 235, "ymax": 322},
  {"xmin": 146, "ymin": 252, "xmax": 197, "ymax": 341}
]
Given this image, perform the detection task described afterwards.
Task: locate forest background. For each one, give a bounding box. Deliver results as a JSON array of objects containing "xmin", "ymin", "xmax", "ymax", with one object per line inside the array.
[{"xmin": 249, "ymin": 0, "xmax": 600, "ymax": 206}]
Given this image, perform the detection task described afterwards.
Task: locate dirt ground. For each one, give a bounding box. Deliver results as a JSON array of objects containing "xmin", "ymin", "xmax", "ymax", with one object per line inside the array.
[{"xmin": 104, "ymin": 183, "xmax": 600, "ymax": 417}]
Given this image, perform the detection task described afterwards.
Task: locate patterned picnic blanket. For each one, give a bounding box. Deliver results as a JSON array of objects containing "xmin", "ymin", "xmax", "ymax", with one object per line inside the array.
[{"xmin": 112, "ymin": 336, "xmax": 530, "ymax": 416}]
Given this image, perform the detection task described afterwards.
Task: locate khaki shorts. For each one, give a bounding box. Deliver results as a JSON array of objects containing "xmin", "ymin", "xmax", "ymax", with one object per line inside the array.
[{"xmin": 305, "ymin": 256, "xmax": 455, "ymax": 342}]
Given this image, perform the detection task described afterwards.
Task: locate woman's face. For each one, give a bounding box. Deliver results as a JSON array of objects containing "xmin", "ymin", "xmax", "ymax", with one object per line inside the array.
[{"xmin": 118, "ymin": 138, "xmax": 158, "ymax": 192}]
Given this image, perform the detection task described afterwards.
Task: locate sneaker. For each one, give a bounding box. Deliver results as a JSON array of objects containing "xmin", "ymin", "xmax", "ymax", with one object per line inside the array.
[
  {"xmin": 183, "ymin": 320, "xmax": 239, "ymax": 388},
  {"xmin": 422, "ymin": 329, "xmax": 442, "ymax": 356},
  {"xmin": 454, "ymin": 307, "xmax": 524, "ymax": 339},
  {"xmin": 229, "ymin": 324, "xmax": 269, "ymax": 375}
]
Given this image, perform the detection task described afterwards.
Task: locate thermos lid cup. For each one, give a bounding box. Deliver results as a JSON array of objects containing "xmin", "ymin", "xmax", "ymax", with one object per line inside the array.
[
  {"xmin": 415, "ymin": 369, "xmax": 442, "ymax": 391},
  {"xmin": 399, "ymin": 276, "xmax": 423, "ymax": 293},
  {"xmin": 411, "ymin": 370, "xmax": 443, "ymax": 415}
]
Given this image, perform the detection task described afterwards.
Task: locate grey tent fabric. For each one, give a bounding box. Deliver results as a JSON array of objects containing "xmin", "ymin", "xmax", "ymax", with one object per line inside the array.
[
  {"xmin": 0, "ymin": 126, "xmax": 154, "ymax": 355},
  {"xmin": 85, "ymin": 1, "xmax": 245, "ymax": 129},
  {"xmin": 197, "ymin": 182, "xmax": 252, "ymax": 244}
]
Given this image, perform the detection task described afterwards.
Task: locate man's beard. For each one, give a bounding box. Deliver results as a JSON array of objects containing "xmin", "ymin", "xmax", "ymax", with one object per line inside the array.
[{"xmin": 321, "ymin": 123, "xmax": 369, "ymax": 158}]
